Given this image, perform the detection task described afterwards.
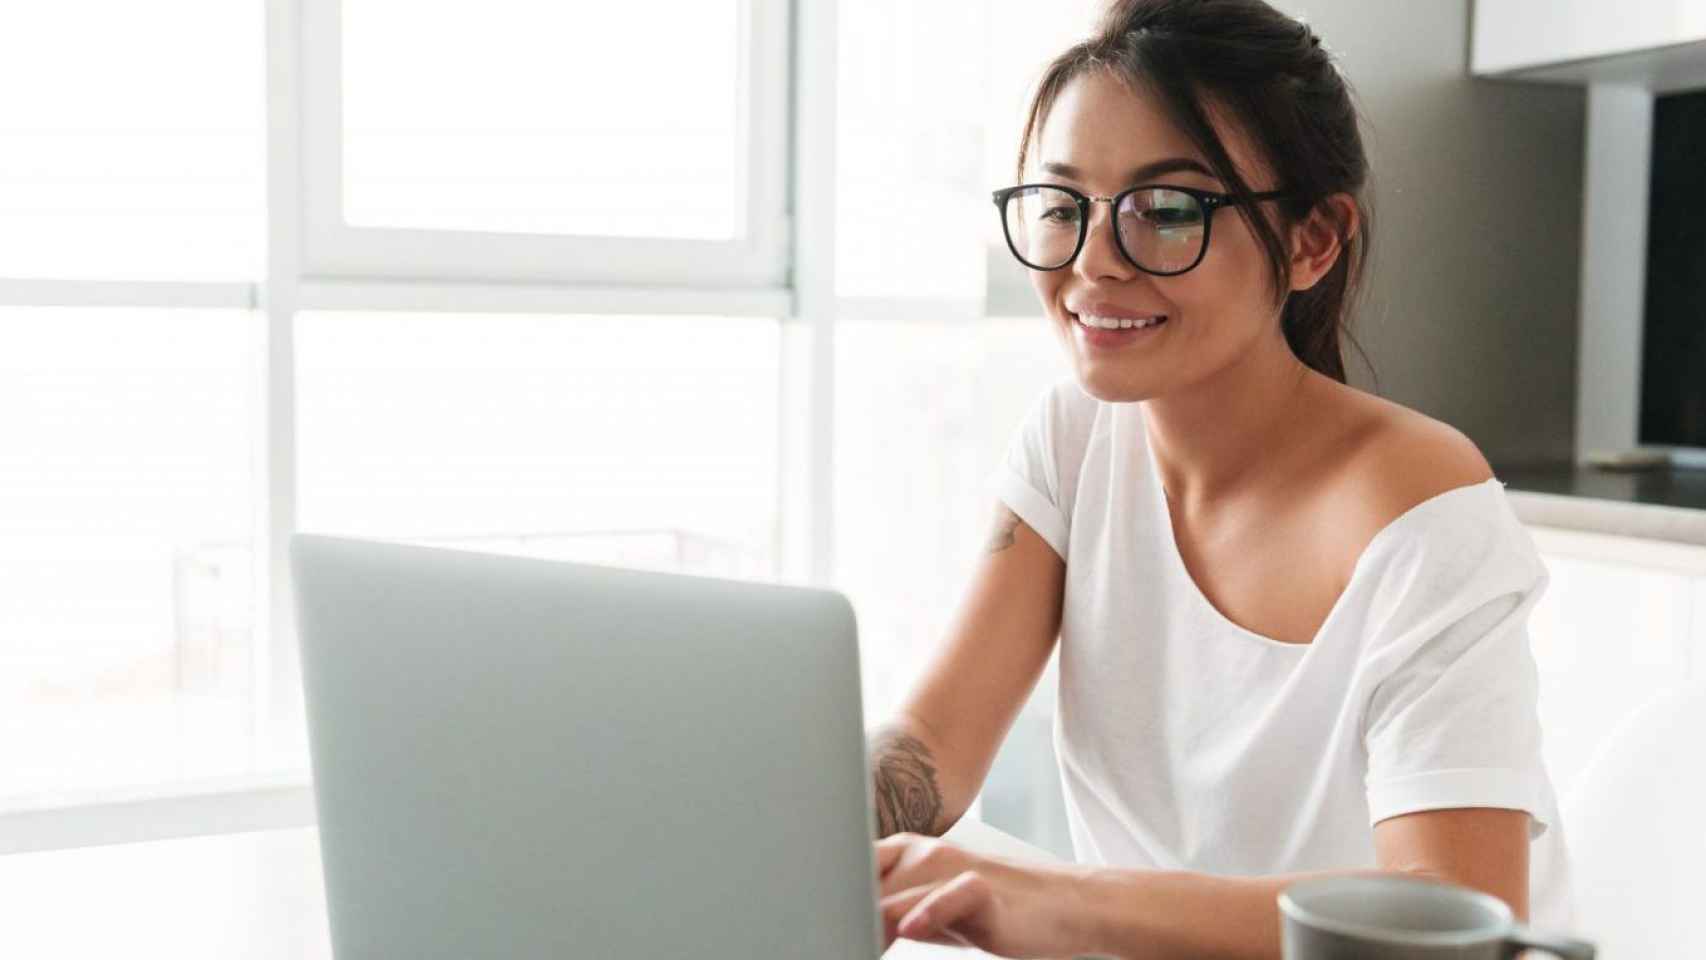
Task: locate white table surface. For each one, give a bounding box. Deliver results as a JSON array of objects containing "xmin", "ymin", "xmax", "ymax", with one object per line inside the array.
[{"xmin": 1, "ymin": 820, "xmax": 1046, "ymax": 958}]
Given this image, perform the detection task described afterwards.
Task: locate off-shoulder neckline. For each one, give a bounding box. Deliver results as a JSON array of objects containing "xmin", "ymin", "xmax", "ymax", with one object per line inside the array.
[{"xmin": 1137, "ymin": 420, "xmax": 1507, "ymax": 651}]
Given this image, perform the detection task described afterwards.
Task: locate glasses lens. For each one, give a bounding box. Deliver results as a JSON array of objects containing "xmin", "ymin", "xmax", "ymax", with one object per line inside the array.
[
  {"xmin": 1003, "ymin": 186, "xmax": 1081, "ymax": 270},
  {"xmin": 1117, "ymin": 188, "xmax": 1206, "ymax": 274}
]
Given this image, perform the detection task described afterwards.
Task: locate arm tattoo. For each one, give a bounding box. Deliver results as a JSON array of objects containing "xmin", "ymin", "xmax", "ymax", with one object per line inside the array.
[
  {"xmin": 869, "ymin": 725, "xmax": 944, "ymax": 837},
  {"xmin": 985, "ymin": 505, "xmax": 1022, "ymax": 554}
]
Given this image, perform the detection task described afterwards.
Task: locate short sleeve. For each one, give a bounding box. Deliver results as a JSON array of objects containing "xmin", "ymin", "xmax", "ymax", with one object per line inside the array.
[
  {"xmin": 984, "ymin": 379, "xmax": 1095, "ymax": 560},
  {"xmin": 1359, "ymin": 493, "xmax": 1557, "ymax": 839}
]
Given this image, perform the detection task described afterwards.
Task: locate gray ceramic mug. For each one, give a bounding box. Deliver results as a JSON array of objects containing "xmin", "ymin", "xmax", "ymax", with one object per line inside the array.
[{"xmin": 1279, "ymin": 874, "xmax": 1595, "ymax": 959}]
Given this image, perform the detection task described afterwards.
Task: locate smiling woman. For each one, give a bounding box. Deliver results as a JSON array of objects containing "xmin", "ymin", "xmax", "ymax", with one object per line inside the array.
[{"xmin": 867, "ymin": 1, "xmax": 1580, "ymax": 957}]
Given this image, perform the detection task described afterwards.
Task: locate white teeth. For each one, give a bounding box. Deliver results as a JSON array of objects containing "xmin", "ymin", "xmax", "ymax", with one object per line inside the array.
[{"xmin": 1077, "ymin": 313, "xmax": 1165, "ymax": 330}]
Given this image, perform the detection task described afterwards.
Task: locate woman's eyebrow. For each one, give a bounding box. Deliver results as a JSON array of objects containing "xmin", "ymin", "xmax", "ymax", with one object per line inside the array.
[{"xmin": 1040, "ymin": 157, "xmax": 1216, "ymax": 183}]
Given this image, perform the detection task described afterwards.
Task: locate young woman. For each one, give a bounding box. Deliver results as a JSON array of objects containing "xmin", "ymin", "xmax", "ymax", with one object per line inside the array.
[{"xmin": 866, "ymin": 1, "xmax": 1571, "ymax": 956}]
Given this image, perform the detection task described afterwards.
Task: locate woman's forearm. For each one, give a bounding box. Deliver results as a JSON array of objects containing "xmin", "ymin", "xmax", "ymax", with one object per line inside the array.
[{"xmin": 1069, "ymin": 865, "xmax": 1384, "ymax": 960}]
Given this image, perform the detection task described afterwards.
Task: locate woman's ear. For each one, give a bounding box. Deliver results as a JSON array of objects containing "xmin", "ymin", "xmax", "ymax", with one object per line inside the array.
[{"xmin": 1287, "ymin": 193, "xmax": 1357, "ymax": 292}]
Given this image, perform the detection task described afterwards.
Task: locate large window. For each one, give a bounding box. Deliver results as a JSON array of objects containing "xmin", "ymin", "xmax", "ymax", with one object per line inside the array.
[{"xmin": 1, "ymin": 0, "xmax": 793, "ymax": 829}]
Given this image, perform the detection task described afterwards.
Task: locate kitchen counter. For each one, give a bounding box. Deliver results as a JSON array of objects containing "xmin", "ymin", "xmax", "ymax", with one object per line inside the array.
[{"xmin": 1496, "ymin": 461, "xmax": 1706, "ymax": 546}]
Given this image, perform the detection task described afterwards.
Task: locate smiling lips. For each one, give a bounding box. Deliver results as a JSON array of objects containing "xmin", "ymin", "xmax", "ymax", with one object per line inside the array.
[
  {"xmin": 1076, "ymin": 312, "xmax": 1167, "ymax": 330},
  {"xmin": 1068, "ymin": 301, "xmax": 1170, "ymax": 331}
]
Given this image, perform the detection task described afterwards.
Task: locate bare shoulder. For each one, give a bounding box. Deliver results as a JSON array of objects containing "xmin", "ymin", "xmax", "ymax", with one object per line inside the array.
[
  {"xmin": 1296, "ymin": 380, "xmax": 1501, "ymax": 552},
  {"xmin": 1324, "ymin": 386, "xmax": 1495, "ymax": 536}
]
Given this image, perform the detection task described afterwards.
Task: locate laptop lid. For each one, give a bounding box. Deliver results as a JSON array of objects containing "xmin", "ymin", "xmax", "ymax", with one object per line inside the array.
[{"xmin": 290, "ymin": 534, "xmax": 880, "ymax": 959}]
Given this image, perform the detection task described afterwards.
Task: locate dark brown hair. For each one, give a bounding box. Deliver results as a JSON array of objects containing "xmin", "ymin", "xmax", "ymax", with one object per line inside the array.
[{"xmin": 1017, "ymin": 0, "xmax": 1374, "ymax": 384}]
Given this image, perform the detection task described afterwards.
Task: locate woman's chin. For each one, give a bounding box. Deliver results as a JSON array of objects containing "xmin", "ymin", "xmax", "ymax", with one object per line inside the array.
[{"xmin": 1073, "ymin": 363, "xmax": 1161, "ymax": 404}]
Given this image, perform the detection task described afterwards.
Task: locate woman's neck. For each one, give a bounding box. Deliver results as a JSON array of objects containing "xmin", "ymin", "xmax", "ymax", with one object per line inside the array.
[{"xmin": 1140, "ymin": 331, "xmax": 1325, "ymax": 505}]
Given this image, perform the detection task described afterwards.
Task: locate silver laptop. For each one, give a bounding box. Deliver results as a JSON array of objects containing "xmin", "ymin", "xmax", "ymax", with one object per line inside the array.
[{"xmin": 290, "ymin": 534, "xmax": 882, "ymax": 959}]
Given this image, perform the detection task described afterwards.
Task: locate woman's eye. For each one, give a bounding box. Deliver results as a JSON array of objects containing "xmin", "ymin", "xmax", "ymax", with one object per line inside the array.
[{"xmin": 1039, "ymin": 205, "xmax": 1079, "ymax": 224}]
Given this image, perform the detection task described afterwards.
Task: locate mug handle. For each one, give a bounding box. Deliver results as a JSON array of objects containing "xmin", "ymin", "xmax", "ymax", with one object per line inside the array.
[{"xmin": 1500, "ymin": 925, "xmax": 1596, "ymax": 959}]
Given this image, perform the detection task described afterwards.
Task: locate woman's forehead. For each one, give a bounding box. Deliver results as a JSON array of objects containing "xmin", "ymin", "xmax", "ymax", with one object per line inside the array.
[{"xmin": 1033, "ymin": 69, "xmax": 1262, "ymax": 187}]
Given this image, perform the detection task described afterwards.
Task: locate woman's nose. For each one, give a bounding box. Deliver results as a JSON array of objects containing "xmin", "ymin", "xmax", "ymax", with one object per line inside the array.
[{"xmin": 1074, "ymin": 199, "xmax": 1137, "ymax": 282}]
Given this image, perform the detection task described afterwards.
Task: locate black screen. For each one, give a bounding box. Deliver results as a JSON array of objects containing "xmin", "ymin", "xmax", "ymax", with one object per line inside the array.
[{"xmin": 1639, "ymin": 89, "xmax": 1706, "ymax": 446}]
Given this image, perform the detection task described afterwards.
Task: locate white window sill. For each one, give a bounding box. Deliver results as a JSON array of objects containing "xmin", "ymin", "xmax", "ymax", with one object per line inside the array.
[{"xmin": 0, "ymin": 771, "xmax": 315, "ymax": 855}]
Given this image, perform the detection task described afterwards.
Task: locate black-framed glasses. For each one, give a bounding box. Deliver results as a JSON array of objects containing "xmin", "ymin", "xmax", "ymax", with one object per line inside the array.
[{"xmin": 991, "ymin": 182, "xmax": 1291, "ymax": 276}]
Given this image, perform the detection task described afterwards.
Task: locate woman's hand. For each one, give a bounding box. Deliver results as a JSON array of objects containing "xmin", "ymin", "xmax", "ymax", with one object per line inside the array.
[{"xmin": 875, "ymin": 832, "xmax": 1101, "ymax": 958}]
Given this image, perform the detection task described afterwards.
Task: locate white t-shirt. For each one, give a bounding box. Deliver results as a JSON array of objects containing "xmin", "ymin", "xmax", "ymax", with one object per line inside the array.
[{"xmin": 987, "ymin": 377, "xmax": 1574, "ymax": 928}]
